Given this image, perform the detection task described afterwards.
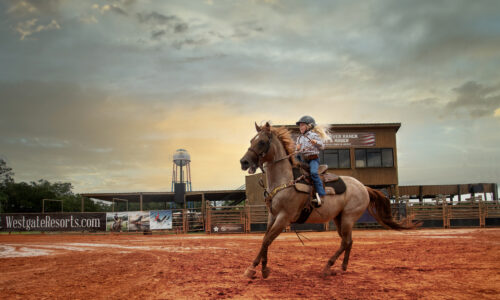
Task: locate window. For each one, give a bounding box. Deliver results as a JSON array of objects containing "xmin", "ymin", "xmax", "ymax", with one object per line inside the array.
[
  {"xmin": 320, "ymin": 149, "xmax": 350, "ymax": 168},
  {"xmin": 355, "ymin": 148, "xmax": 393, "ymax": 168}
]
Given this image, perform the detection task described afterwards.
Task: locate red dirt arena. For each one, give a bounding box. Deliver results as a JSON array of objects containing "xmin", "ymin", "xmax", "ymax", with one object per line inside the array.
[{"xmin": 1, "ymin": 228, "xmax": 499, "ymax": 299}]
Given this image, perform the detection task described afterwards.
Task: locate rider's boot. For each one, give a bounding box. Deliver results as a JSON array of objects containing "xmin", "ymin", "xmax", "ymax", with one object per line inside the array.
[{"xmin": 312, "ymin": 193, "xmax": 324, "ymax": 208}]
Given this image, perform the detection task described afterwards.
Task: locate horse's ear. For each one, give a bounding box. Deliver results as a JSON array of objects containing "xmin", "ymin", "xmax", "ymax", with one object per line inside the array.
[
  {"xmin": 255, "ymin": 122, "xmax": 261, "ymax": 132},
  {"xmin": 264, "ymin": 122, "xmax": 271, "ymax": 132}
]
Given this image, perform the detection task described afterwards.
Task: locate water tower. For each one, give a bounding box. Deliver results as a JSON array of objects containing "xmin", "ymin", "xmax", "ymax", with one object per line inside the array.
[{"xmin": 171, "ymin": 149, "xmax": 192, "ymax": 204}]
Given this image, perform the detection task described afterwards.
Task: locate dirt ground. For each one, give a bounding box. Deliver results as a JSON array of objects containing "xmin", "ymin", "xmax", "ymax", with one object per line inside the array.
[{"xmin": 0, "ymin": 228, "xmax": 499, "ymax": 299}]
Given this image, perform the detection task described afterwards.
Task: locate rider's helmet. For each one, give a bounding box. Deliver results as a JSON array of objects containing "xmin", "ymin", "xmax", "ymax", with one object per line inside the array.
[{"xmin": 296, "ymin": 115, "xmax": 316, "ymax": 128}]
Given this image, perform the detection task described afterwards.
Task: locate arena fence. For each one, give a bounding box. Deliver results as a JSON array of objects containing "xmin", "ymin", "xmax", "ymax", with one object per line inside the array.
[
  {"xmin": 406, "ymin": 196, "xmax": 500, "ymax": 228},
  {"xmin": 1, "ymin": 198, "xmax": 499, "ymax": 233}
]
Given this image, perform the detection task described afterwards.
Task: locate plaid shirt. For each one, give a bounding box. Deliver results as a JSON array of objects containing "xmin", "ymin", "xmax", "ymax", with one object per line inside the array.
[{"xmin": 296, "ymin": 131, "xmax": 324, "ymax": 156}]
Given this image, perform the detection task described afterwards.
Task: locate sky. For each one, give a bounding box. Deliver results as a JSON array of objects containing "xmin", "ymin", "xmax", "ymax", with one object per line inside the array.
[{"xmin": 0, "ymin": 0, "xmax": 499, "ymax": 193}]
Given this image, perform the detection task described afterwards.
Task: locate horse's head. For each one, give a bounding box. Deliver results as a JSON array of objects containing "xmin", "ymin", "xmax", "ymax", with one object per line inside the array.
[{"xmin": 240, "ymin": 122, "xmax": 274, "ymax": 174}]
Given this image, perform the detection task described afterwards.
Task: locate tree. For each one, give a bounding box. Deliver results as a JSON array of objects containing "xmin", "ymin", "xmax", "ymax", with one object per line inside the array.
[
  {"xmin": 0, "ymin": 161, "xmax": 110, "ymax": 213},
  {"xmin": 0, "ymin": 159, "xmax": 14, "ymax": 186}
]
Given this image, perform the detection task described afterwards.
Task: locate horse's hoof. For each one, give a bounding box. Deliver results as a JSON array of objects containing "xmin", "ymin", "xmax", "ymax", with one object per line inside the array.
[
  {"xmin": 321, "ymin": 269, "xmax": 336, "ymax": 278},
  {"xmin": 262, "ymin": 267, "xmax": 271, "ymax": 279},
  {"xmin": 341, "ymin": 265, "xmax": 348, "ymax": 271},
  {"xmin": 244, "ymin": 267, "xmax": 257, "ymax": 279}
]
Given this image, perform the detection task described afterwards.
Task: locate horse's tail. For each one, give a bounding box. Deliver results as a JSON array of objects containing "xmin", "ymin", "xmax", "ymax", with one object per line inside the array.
[{"xmin": 365, "ymin": 186, "xmax": 419, "ymax": 230}]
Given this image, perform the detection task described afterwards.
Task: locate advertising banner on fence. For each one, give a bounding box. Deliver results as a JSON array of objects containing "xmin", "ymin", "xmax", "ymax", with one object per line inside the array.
[
  {"xmin": 211, "ymin": 223, "xmax": 245, "ymax": 233},
  {"xmin": 128, "ymin": 211, "xmax": 150, "ymax": 231},
  {"xmin": 106, "ymin": 212, "xmax": 129, "ymax": 232},
  {"xmin": 0, "ymin": 213, "xmax": 106, "ymax": 232},
  {"xmin": 149, "ymin": 210, "xmax": 172, "ymax": 230}
]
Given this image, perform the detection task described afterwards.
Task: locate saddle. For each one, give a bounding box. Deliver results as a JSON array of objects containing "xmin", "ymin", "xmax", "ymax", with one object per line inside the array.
[
  {"xmin": 292, "ymin": 164, "xmax": 346, "ymax": 196},
  {"xmin": 291, "ymin": 164, "xmax": 346, "ymax": 224}
]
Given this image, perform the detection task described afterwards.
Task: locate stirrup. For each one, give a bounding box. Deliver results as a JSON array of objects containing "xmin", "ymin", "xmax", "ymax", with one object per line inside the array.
[{"xmin": 313, "ymin": 193, "xmax": 322, "ymax": 207}]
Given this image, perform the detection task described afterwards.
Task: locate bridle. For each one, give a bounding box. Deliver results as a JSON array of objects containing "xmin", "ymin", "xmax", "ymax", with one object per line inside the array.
[
  {"xmin": 247, "ymin": 135, "xmax": 271, "ymax": 160},
  {"xmin": 247, "ymin": 132, "xmax": 272, "ymax": 172},
  {"xmin": 247, "ymin": 132, "xmax": 296, "ymax": 172}
]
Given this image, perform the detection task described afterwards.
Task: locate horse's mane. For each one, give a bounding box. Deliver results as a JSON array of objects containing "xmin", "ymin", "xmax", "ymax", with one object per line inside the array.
[{"xmin": 270, "ymin": 126, "xmax": 298, "ymax": 166}]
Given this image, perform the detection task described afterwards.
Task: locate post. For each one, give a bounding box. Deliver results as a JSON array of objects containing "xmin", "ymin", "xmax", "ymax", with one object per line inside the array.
[
  {"xmin": 442, "ymin": 196, "xmax": 448, "ymax": 229},
  {"xmin": 394, "ymin": 184, "xmax": 400, "ymax": 202},
  {"xmin": 493, "ymin": 183, "xmax": 498, "ymax": 203},
  {"xmin": 140, "ymin": 193, "xmax": 143, "ymax": 211},
  {"xmin": 201, "ymin": 193, "xmax": 206, "ymax": 231},
  {"xmin": 405, "ymin": 197, "xmax": 411, "ymax": 227},
  {"xmin": 245, "ymin": 203, "xmax": 250, "ymax": 233},
  {"xmin": 419, "ymin": 186, "xmax": 423, "ymax": 204},
  {"xmin": 183, "ymin": 208, "xmax": 188, "ymax": 234},
  {"xmin": 206, "ymin": 200, "xmax": 211, "ymax": 234},
  {"xmin": 81, "ymin": 196, "xmax": 84, "ymax": 212},
  {"xmin": 479, "ymin": 197, "xmax": 485, "ymax": 228}
]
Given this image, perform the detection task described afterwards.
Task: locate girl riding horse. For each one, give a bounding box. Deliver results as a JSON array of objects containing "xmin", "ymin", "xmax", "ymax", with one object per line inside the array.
[{"xmin": 295, "ymin": 115, "xmax": 330, "ymax": 207}]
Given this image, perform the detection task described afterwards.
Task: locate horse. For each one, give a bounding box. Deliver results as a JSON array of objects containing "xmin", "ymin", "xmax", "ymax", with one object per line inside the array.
[
  {"xmin": 111, "ymin": 218, "xmax": 122, "ymax": 232},
  {"xmin": 239, "ymin": 122, "xmax": 417, "ymax": 279}
]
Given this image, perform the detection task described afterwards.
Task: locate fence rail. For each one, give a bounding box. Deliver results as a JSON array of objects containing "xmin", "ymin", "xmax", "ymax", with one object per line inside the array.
[
  {"xmin": 406, "ymin": 196, "xmax": 500, "ymax": 228},
  {"xmin": 2, "ymin": 198, "xmax": 499, "ymax": 233}
]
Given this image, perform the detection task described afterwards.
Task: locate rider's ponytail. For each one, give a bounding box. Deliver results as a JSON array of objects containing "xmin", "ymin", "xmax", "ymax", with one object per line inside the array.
[{"xmin": 312, "ymin": 124, "xmax": 332, "ymax": 143}]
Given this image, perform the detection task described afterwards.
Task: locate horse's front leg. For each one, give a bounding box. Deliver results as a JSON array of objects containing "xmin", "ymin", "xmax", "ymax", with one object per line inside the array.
[
  {"xmin": 244, "ymin": 214, "xmax": 276, "ymax": 278},
  {"xmin": 245, "ymin": 213, "xmax": 288, "ymax": 279}
]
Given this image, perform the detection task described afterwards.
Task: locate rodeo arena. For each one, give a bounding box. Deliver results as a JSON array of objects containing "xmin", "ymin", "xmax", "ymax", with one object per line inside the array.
[{"xmin": 1, "ymin": 122, "xmax": 499, "ymax": 299}]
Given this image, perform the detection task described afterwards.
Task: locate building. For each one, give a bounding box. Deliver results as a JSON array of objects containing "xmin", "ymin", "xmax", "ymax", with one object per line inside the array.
[
  {"xmin": 247, "ymin": 123, "xmax": 402, "ymax": 205},
  {"xmin": 288, "ymin": 123, "xmax": 401, "ymax": 190}
]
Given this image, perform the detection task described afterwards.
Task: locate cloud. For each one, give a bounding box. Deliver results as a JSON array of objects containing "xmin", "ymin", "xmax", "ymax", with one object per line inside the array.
[
  {"xmin": 137, "ymin": 11, "xmax": 189, "ymax": 40},
  {"xmin": 0, "ymin": 81, "xmax": 262, "ymax": 192},
  {"xmin": 137, "ymin": 11, "xmax": 178, "ymax": 25},
  {"xmin": 151, "ymin": 30, "xmax": 166, "ymax": 40},
  {"xmin": 1, "ymin": 1, "xmax": 499, "ymax": 191},
  {"xmin": 92, "ymin": 4, "xmax": 128, "ymax": 16},
  {"xmin": 79, "ymin": 14, "xmax": 98, "ymax": 24},
  {"xmin": 5, "ymin": 0, "xmax": 63, "ymax": 17},
  {"xmin": 15, "ymin": 18, "xmax": 60, "ymax": 40},
  {"xmin": 446, "ymin": 81, "xmax": 500, "ymax": 118}
]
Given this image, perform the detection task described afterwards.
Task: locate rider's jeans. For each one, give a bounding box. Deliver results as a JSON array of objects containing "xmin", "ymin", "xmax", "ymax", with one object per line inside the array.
[{"xmin": 308, "ymin": 158, "xmax": 326, "ymax": 196}]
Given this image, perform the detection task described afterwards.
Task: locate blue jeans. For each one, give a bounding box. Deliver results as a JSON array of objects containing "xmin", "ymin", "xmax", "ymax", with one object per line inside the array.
[
  {"xmin": 309, "ymin": 158, "xmax": 326, "ymax": 196},
  {"xmin": 297, "ymin": 155, "xmax": 326, "ymax": 197}
]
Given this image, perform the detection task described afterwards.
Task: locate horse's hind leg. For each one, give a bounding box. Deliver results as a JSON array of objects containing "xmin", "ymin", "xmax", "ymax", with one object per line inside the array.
[
  {"xmin": 322, "ymin": 214, "xmax": 346, "ymax": 277},
  {"xmin": 333, "ymin": 214, "xmax": 342, "ymax": 237},
  {"xmin": 245, "ymin": 213, "xmax": 287, "ymax": 279},
  {"xmin": 340, "ymin": 220, "xmax": 354, "ymax": 271}
]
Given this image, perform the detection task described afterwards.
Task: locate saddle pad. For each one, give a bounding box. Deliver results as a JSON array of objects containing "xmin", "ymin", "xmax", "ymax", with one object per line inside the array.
[
  {"xmin": 325, "ymin": 177, "xmax": 346, "ymax": 195},
  {"xmin": 325, "ymin": 187, "xmax": 335, "ymax": 195}
]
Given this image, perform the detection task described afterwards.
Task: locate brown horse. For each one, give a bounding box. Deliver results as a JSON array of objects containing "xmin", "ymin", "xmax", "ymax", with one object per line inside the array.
[{"xmin": 239, "ymin": 122, "xmax": 417, "ymax": 279}]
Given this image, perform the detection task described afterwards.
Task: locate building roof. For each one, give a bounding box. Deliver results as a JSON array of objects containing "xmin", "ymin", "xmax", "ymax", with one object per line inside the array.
[
  {"xmin": 283, "ymin": 123, "xmax": 401, "ymax": 132},
  {"xmin": 82, "ymin": 190, "xmax": 246, "ymax": 203}
]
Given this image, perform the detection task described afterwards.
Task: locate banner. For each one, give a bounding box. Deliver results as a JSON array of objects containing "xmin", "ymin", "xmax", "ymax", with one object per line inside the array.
[
  {"xmin": 149, "ymin": 210, "xmax": 172, "ymax": 230},
  {"xmin": 128, "ymin": 211, "xmax": 150, "ymax": 231},
  {"xmin": 291, "ymin": 132, "xmax": 376, "ymax": 147},
  {"xmin": 0, "ymin": 213, "xmax": 106, "ymax": 232},
  {"xmin": 106, "ymin": 212, "xmax": 129, "ymax": 232},
  {"xmin": 211, "ymin": 223, "xmax": 244, "ymax": 233},
  {"xmin": 328, "ymin": 132, "xmax": 376, "ymax": 147}
]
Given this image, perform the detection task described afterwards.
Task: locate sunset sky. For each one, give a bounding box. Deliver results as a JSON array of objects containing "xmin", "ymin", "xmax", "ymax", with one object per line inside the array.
[{"xmin": 1, "ymin": 0, "xmax": 499, "ymax": 193}]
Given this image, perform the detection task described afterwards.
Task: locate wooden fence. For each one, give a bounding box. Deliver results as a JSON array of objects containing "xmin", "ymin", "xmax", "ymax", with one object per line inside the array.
[
  {"xmin": 142, "ymin": 198, "xmax": 500, "ymax": 234},
  {"xmin": 406, "ymin": 196, "xmax": 500, "ymax": 228}
]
